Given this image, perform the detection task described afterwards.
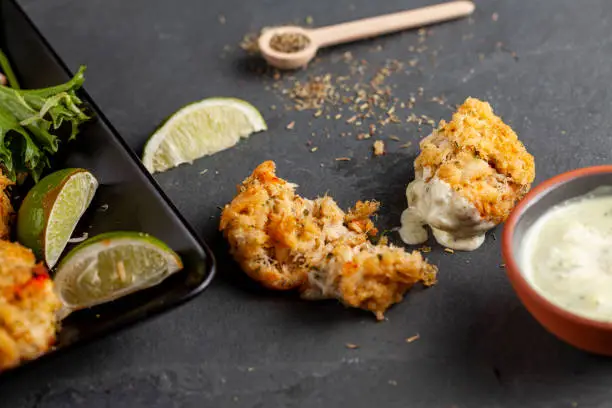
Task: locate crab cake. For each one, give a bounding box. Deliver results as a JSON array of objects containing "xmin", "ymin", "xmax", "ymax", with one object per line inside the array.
[
  {"xmin": 0, "ymin": 241, "xmax": 61, "ymax": 371},
  {"xmin": 220, "ymin": 161, "xmax": 437, "ymax": 319},
  {"xmin": 400, "ymin": 97, "xmax": 535, "ymax": 251}
]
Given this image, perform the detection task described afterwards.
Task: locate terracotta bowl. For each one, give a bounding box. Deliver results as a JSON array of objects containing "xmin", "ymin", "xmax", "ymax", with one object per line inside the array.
[{"xmin": 502, "ymin": 165, "xmax": 612, "ymax": 355}]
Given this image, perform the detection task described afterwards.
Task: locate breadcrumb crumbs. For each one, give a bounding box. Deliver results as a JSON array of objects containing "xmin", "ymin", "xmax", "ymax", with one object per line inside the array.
[
  {"xmin": 369, "ymin": 124, "xmax": 377, "ymax": 136},
  {"xmin": 373, "ymin": 140, "xmax": 385, "ymax": 156},
  {"xmin": 286, "ymin": 121, "xmax": 295, "ymax": 130},
  {"xmin": 444, "ymin": 248, "xmax": 455, "ymax": 254},
  {"xmin": 406, "ymin": 334, "xmax": 420, "ymax": 343},
  {"xmin": 345, "ymin": 343, "xmax": 360, "ymax": 349}
]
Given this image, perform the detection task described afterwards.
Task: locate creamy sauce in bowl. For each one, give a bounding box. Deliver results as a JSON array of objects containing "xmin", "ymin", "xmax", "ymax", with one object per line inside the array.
[{"xmin": 522, "ymin": 188, "xmax": 612, "ymax": 322}]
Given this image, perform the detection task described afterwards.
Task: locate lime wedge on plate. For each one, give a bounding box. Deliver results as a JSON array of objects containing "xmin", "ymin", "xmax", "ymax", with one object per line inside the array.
[
  {"xmin": 17, "ymin": 168, "xmax": 98, "ymax": 268},
  {"xmin": 54, "ymin": 231, "xmax": 183, "ymax": 316},
  {"xmin": 142, "ymin": 97, "xmax": 267, "ymax": 173}
]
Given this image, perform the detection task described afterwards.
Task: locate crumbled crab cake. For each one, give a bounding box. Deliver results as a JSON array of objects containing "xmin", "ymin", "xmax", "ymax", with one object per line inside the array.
[
  {"xmin": 0, "ymin": 241, "xmax": 62, "ymax": 371},
  {"xmin": 301, "ymin": 242, "xmax": 437, "ymax": 320},
  {"xmin": 400, "ymin": 97, "xmax": 535, "ymax": 251},
  {"xmin": 220, "ymin": 161, "xmax": 437, "ymax": 319}
]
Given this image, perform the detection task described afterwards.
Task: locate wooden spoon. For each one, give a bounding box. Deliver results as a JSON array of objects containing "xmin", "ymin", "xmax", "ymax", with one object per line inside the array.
[{"xmin": 258, "ymin": 1, "xmax": 475, "ymax": 70}]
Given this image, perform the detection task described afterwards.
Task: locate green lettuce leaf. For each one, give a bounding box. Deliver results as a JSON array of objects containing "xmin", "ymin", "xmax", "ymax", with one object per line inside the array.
[{"xmin": 0, "ymin": 63, "xmax": 89, "ymax": 182}]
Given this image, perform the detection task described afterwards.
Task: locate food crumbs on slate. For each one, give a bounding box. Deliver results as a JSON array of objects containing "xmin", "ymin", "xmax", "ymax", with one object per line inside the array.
[{"xmin": 373, "ymin": 140, "xmax": 385, "ymax": 156}]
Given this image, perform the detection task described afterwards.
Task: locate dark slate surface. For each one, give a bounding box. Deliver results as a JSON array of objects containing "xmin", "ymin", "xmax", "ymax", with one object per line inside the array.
[{"xmin": 3, "ymin": 0, "xmax": 612, "ymax": 406}]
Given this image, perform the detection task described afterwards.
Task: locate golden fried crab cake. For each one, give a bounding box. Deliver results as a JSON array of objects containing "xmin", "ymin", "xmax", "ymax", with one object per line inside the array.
[
  {"xmin": 221, "ymin": 161, "xmax": 438, "ymax": 319},
  {"xmin": 400, "ymin": 97, "xmax": 535, "ymax": 251},
  {"xmin": 0, "ymin": 241, "xmax": 61, "ymax": 371},
  {"xmin": 301, "ymin": 242, "xmax": 437, "ymax": 320},
  {"xmin": 220, "ymin": 161, "xmax": 351, "ymax": 290}
]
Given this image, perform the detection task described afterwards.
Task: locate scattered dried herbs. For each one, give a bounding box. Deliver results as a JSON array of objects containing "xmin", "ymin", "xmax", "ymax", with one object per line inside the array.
[
  {"xmin": 290, "ymin": 74, "xmax": 336, "ymax": 111},
  {"xmin": 270, "ymin": 32, "xmax": 311, "ymax": 53}
]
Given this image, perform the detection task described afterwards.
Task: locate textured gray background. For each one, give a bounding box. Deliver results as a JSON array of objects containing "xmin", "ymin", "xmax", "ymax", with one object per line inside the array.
[{"xmin": 3, "ymin": 0, "xmax": 612, "ymax": 407}]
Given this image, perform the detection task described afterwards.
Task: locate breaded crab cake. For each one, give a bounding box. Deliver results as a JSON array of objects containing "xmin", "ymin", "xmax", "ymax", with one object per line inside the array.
[
  {"xmin": 400, "ymin": 97, "xmax": 535, "ymax": 250},
  {"xmin": 0, "ymin": 241, "xmax": 62, "ymax": 371},
  {"xmin": 220, "ymin": 161, "xmax": 437, "ymax": 319}
]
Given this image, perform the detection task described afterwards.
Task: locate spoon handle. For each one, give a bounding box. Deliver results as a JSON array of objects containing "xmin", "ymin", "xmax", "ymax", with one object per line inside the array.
[{"xmin": 310, "ymin": 1, "xmax": 475, "ymax": 48}]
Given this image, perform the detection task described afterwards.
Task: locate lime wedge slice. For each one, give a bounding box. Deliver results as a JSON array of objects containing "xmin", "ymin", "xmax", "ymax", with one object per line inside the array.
[
  {"xmin": 17, "ymin": 168, "xmax": 98, "ymax": 268},
  {"xmin": 142, "ymin": 97, "xmax": 267, "ymax": 173},
  {"xmin": 54, "ymin": 231, "xmax": 183, "ymax": 315}
]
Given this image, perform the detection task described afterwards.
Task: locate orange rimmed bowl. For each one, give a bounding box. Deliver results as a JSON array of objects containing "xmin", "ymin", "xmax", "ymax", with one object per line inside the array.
[{"xmin": 502, "ymin": 165, "xmax": 612, "ymax": 355}]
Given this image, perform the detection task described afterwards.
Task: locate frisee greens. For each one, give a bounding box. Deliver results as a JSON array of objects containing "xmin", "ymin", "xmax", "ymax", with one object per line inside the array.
[{"xmin": 0, "ymin": 51, "xmax": 89, "ymax": 182}]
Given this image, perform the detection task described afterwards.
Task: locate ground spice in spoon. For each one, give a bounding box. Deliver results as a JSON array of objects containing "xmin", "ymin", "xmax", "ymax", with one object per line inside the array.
[{"xmin": 270, "ymin": 32, "xmax": 311, "ymax": 53}]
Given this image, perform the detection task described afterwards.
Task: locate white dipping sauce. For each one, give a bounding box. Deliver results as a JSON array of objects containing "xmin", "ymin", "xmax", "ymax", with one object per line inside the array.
[
  {"xmin": 399, "ymin": 169, "xmax": 494, "ymax": 251},
  {"xmin": 522, "ymin": 188, "xmax": 612, "ymax": 322}
]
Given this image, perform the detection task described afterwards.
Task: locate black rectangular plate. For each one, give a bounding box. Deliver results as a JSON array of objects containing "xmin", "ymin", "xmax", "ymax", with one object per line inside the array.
[{"xmin": 0, "ymin": 0, "xmax": 216, "ymax": 375}]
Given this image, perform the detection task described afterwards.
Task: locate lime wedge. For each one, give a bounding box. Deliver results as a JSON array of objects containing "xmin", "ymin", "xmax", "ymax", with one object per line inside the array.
[
  {"xmin": 142, "ymin": 97, "xmax": 267, "ymax": 173},
  {"xmin": 17, "ymin": 168, "xmax": 98, "ymax": 268},
  {"xmin": 54, "ymin": 231, "xmax": 183, "ymax": 315}
]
